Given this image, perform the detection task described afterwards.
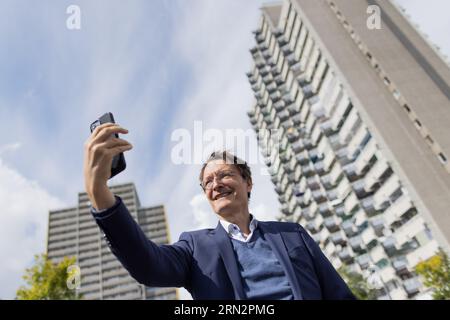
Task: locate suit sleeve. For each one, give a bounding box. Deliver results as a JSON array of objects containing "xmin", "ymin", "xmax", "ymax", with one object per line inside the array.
[
  {"xmin": 298, "ymin": 225, "xmax": 356, "ymax": 300},
  {"xmin": 91, "ymin": 196, "xmax": 193, "ymax": 289}
]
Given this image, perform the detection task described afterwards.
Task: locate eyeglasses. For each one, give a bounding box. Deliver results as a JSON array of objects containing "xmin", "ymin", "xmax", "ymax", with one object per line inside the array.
[{"xmin": 200, "ymin": 170, "xmax": 237, "ymax": 190}]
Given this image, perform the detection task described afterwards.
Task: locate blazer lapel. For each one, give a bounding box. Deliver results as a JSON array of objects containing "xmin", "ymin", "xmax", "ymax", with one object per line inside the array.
[
  {"xmin": 259, "ymin": 222, "xmax": 304, "ymax": 300},
  {"xmin": 210, "ymin": 223, "xmax": 246, "ymax": 299}
]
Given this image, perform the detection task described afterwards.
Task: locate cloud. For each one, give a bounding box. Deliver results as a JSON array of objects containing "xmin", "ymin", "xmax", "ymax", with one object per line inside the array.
[
  {"xmin": 0, "ymin": 142, "xmax": 21, "ymax": 155},
  {"xmin": 0, "ymin": 157, "xmax": 65, "ymax": 299}
]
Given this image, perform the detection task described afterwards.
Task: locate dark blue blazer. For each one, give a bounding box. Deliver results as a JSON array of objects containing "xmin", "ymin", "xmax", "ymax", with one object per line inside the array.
[{"xmin": 92, "ymin": 196, "xmax": 355, "ymax": 300}]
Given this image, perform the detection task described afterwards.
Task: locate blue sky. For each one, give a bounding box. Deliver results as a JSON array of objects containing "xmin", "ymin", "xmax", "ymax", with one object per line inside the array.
[{"xmin": 0, "ymin": 0, "xmax": 449, "ymax": 300}]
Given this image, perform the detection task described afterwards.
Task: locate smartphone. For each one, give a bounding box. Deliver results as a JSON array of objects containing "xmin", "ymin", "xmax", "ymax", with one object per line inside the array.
[{"xmin": 90, "ymin": 112, "xmax": 126, "ymax": 179}]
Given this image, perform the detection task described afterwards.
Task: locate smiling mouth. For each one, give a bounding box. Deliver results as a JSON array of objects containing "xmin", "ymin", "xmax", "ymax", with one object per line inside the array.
[{"xmin": 214, "ymin": 191, "xmax": 232, "ymax": 200}]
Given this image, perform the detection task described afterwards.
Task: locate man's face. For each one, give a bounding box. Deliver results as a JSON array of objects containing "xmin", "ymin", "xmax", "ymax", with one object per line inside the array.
[{"xmin": 202, "ymin": 159, "xmax": 252, "ymax": 218}]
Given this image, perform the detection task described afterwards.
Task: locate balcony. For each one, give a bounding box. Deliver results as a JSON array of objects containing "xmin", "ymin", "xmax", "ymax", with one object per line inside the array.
[
  {"xmin": 382, "ymin": 236, "xmax": 398, "ymax": 256},
  {"xmin": 370, "ymin": 216, "xmax": 385, "ymax": 237},
  {"xmin": 292, "ymin": 113, "xmax": 303, "ymax": 126},
  {"xmin": 274, "ymin": 100, "xmax": 286, "ymax": 112},
  {"xmin": 349, "ymin": 235, "xmax": 364, "ymax": 252},
  {"xmin": 259, "ymin": 65, "xmax": 271, "ymax": 77},
  {"xmin": 369, "ymin": 245, "xmax": 387, "ymax": 264},
  {"xmin": 321, "ymin": 174, "xmax": 333, "ymax": 190},
  {"xmin": 352, "ymin": 179, "xmax": 370, "ymax": 198},
  {"xmin": 403, "ymin": 277, "xmax": 421, "ymax": 297},
  {"xmin": 343, "ymin": 193, "xmax": 359, "ymax": 214},
  {"xmin": 319, "ymin": 202, "xmax": 334, "ymax": 217},
  {"xmin": 373, "ymin": 175, "xmax": 401, "ymax": 210},
  {"xmin": 312, "ymin": 227, "xmax": 330, "ymax": 245},
  {"xmin": 392, "ymin": 259, "xmax": 409, "ymax": 276},
  {"xmin": 330, "ymin": 230, "xmax": 346, "ymax": 246},
  {"xmin": 306, "ymin": 214, "xmax": 324, "ymax": 233},
  {"xmin": 282, "ymin": 91, "xmax": 295, "ymax": 104},
  {"xmin": 364, "ymin": 158, "xmax": 390, "ymax": 192},
  {"xmin": 301, "ymin": 204, "xmax": 313, "ymax": 221},
  {"xmin": 334, "ymin": 204, "xmax": 345, "ymax": 217},
  {"xmin": 338, "ymin": 246, "xmax": 354, "ymax": 263},
  {"xmin": 341, "ymin": 219, "xmax": 358, "ymax": 237},
  {"xmin": 262, "ymin": 73, "xmax": 274, "ymax": 84},
  {"xmin": 379, "ymin": 266, "xmax": 396, "ymax": 284},
  {"xmin": 330, "ymin": 96, "xmax": 351, "ymax": 130},
  {"xmin": 361, "ymin": 227, "xmax": 376, "ymax": 247},
  {"xmin": 343, "ymin": 162, "xmax": 357, "ymax": 180},
  {"xmin": 281, "ymin": 43, "xmax": 292, "ymax": 55},
  {"xmin": 287, "ymin": 102, "xmax": 300, "ymax": 115},
  {"xmin": 336, "ymin": 147, "xmax": 351, "ymax": 166},
  {"xmin": 324, "ymin": 215, "xmax": 341, "ymax": 232},
  {"xmin": 278, "ymin": 109, "xmax": 290, "ymax": 122},
  {"xmin": 302, "ymin": 162, "xmax": 315, "ymax": 177},
  {"xmin": 361, "ymin": 196, "xmax": 377, "ymax": 216},
  {"xmin": 324, "ymin": 241, "xmax": 336, "ymax": 257},
  {"xmin": 321, "ymin": 119, "xmax": 335, "ymax": 136},
  {"xmin": 287, "ymin": 172, "xmax": 296, "ymax": 183},
  {"xmin": 306, "ymin": 175, "xmax": 321, "ymax": 190},
  {"xmin": 383, "ymin": 195, "xmax": 414, "ymax": 226},
  {"xmin": 270, "ymin": 90, "xmax": 281, "ymax": 102},
  {"xmin": 338, "ymin": 107, "xmax": 359, "ymax": 145},
  {"xmin": 312, "ymin": 189, "xmax": 327, "ymax": 203},
  {"xmin": 274, "ymin": 74, "xmax": 284, "ymax": 85},
  {"xmin": 311, "ymin": 101, "xmax": 327, "ymax": 119},
  {"xmin": 266, "ymin": 82, "xmax": 277, "ymax": 93},
  {"xmin": 347, "ymin": 127, "xmax": 370, "ymax": 161},
  {"xmin": 322, "ymin": 152, "xmax": 335, "ymax": 173},
  {"xmin": 354, "ymin": 139, "xmax": 377, "ymax": 175},
  {"xmin": 356, "ymin": 253, "xmax": 371, "ymax": 270},
  {"xmin": 292, "ymin": 141, "xmax": 303, "ymax": 153},
  {"xmin": 286, "ymin": 53, "xmax": 297, "ymax": 66}
]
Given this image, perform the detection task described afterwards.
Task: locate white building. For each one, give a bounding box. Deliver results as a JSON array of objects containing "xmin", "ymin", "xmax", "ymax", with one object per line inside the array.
[
  {"xmin": 247, "ymin": 0, "xmax": 450, "ymax": 299},
  {"xmin": 47, "ymin": 182, "xmax": 177, "ymax": 300}
]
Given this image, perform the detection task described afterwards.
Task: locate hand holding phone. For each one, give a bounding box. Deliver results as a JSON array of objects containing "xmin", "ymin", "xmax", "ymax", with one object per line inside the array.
[
  {"xmin": 84, "ymin": 112, "xmax": 132, "ymax": 210},
  {"xmin": 89, "ymin": 112, "xmax": 128, "ymax": 179}
]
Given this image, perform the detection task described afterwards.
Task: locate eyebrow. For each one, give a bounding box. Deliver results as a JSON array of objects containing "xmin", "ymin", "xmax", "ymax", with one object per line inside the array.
[{"xmin": 203, "ymin": 169, "xmax": 235, "ymax": 181}]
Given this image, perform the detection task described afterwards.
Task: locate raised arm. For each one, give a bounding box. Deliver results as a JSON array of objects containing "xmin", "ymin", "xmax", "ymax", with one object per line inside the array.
[{"xmin": 83, "ymin": 123, "xmax": 193, "ymax": 288}]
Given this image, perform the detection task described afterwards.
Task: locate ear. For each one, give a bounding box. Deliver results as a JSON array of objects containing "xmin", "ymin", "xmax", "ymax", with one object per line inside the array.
[{"xmin": 246, "ymin": 178, "xmax": 253, "ymax": 193}]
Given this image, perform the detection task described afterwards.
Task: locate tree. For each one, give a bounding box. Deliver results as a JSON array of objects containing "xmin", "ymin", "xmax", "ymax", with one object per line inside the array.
[
  {"xmin": 338, "ymin": 265, "xmax": 378, "ymax": 300},
  {"xmin": 415, "ymin": 249, "xmax": 450, "ymax": 300},
  {"xmin": 16, "ymin": 253, "xmax": 82, "ymax": 300}
]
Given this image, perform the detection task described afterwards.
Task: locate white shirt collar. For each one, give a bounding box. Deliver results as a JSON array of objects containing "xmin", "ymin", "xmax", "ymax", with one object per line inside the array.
[{"xmin": 219, "ymin": 214, "xmax": 258, "ymax": 243}]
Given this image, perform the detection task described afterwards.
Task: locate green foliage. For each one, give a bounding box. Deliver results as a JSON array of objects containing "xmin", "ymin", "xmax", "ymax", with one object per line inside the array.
[
  {"xmin": 415, "ymin": 249, "xmax": 450, "ymax": 300},
  {"xmin": 338, "ymin": 265, "xmax": 378, "ymax": 300},
  {"xmin": 16, "ymin": 253, "xmax": 82, "ymax": 300}
]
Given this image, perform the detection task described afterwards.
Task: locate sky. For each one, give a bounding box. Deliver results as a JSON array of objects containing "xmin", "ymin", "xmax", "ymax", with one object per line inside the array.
[{"xmin": 0, "ymin": 0, "xmax": 449, "ymax": 300}]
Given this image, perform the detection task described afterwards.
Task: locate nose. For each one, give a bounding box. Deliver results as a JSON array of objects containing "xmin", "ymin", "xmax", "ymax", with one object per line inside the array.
[{"xmin": 211, "ymin": 177, "xmax": 225, "ymax": 191}]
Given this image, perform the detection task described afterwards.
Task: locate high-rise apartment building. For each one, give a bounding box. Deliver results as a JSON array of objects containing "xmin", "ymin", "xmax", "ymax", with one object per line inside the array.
[
  {"xmin": 247, "ymin": 0, "xmax": 450, "ymax": 299},
  {"xmin": 47, "ymin": 182, "xmax": 177, "ymax": 300}
]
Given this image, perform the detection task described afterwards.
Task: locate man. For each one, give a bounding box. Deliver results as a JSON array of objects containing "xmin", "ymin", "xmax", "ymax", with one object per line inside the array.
[{"xmin": 84, "ymin": 123, "xmax": 355, "ymax": 300}]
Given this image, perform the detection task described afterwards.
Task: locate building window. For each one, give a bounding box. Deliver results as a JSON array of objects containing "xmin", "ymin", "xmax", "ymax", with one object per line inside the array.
[
  {"xmin": 414, "ymin": 119, "xmax": 422, "ymax": 129},
  {"xmin": 438, "ymin": 153, "xmax": 448, "ymax": 164}
]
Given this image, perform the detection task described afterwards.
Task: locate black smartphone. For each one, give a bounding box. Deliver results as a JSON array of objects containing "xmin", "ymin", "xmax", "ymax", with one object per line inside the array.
[{"xmin": 90, "ymin": 112, "xmax": 126, "ymax": 179}]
